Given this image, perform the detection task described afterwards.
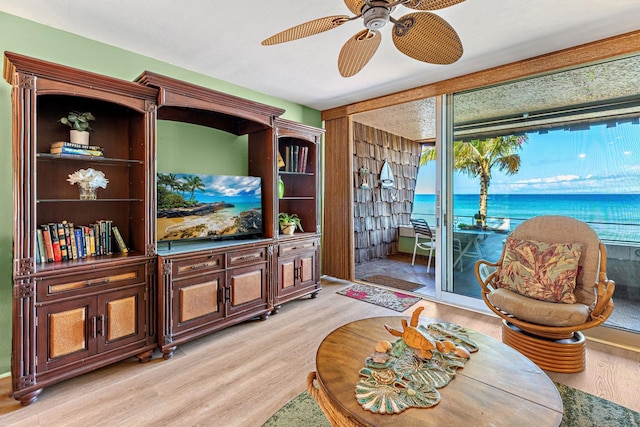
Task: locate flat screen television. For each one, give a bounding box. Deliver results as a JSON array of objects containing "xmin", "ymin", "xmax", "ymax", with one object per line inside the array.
[{"xmin": 157, "ymin": 173, "xmax": 263, "ymax": 242}]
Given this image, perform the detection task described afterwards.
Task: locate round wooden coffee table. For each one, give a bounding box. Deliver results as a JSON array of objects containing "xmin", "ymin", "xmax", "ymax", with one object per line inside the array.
[{"xmin": 313, "ymin": 316, "xmax": 563, "ymax": 427}]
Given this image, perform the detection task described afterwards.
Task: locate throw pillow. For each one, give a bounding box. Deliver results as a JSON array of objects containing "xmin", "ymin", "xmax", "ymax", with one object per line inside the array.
[{"xmin": 497, "ymin": 236, "xmax": 582, "ymax": 303}]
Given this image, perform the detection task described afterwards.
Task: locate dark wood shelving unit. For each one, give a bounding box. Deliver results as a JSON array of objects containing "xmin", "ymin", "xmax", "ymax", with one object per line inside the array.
[
  {"xmin": 272, "ymin": 118, "xmax": 324, "ymax": 311},
  {"xmin": 5, "ymin": 51, "xmax": 158, "ymax": 406},
  {"xmin": 137, "ymin": 72, "xmax": 324, "ymax": 359},
  {"xmin": 5, "ymin": 52, "xmax": 323, "ymax": 405}
]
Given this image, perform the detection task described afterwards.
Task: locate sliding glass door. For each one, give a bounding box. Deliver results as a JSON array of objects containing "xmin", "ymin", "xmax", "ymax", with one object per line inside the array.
[{"xmin": 435, "ymin": 54, "xmax": 640, "ymax": 334}]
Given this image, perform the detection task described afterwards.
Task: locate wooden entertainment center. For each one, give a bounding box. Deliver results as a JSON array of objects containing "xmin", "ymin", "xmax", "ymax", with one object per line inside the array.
[{"xmin": 4, "ymin": 52, "xmax": 323, "ymax": 405}]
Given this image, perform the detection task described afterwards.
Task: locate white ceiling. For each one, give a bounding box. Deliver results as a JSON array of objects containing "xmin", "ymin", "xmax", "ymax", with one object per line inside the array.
[{"xmin": 2, "ymin": 0, "xmax": 640, "ymax": 113}]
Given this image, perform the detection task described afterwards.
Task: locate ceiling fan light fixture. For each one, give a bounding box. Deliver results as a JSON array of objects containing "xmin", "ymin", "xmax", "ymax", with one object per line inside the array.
[{"xmin": 362, "ymin": 3, "xmax": 392, "ymax": 30}]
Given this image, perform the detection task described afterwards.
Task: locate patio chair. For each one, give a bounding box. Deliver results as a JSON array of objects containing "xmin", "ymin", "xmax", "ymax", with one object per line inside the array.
[
  {"xmin": 475, "ymin": 215, "xmax": 615, "ymax": 372},
  {"xmin": 410, "ymin": 218, "xmax": 435, "ymax": 268}
]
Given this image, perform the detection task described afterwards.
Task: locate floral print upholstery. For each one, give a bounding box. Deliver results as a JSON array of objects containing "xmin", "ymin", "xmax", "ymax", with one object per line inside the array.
[{"xmin": 498, "ymin": 236, "xmax": 582, "ymax": 303}]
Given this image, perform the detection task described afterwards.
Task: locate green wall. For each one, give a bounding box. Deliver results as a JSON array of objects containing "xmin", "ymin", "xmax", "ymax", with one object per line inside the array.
[{"xmin": 0, "ymin": 11, "xmax": 322, "ymax": 376}]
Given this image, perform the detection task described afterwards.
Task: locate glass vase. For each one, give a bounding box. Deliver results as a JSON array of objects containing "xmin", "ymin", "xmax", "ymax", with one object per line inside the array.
[
  {"xmin": 79, "ymin": 185, "xmax": 97, "ymax": 200},
  {"xmin": 278, "ymin": 176, "xmax": 285, "ymax": 199}
]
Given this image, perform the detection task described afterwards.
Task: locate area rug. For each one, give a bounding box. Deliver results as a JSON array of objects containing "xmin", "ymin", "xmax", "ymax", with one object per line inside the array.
[
  {"xmin": 263, "ymin": 385, "xmax": 640, "ymax": 427},
  {"xmin": 337, "ymin": 283, "xmax": 421, "ymax": 312},
  {"xmin": 363, "ymin": 275, "xmax": 423, "ymax": 292}
]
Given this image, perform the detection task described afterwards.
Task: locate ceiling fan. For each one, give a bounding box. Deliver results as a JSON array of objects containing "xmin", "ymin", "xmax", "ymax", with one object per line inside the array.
[{"xmin": 261, "ymin": 0, "xmax": 465, "ymax": 77}]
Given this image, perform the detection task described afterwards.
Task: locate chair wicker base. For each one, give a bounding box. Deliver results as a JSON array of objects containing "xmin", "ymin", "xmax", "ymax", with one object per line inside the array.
[{"xmin": 502, "ymin": 321, "xmax": 586, "ymax": 373}]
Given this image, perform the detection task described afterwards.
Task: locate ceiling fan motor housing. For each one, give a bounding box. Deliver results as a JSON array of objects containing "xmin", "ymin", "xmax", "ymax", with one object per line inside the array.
[{"xmin": 362, "ymin": 1, "xmax": 394, "ymax": 30}]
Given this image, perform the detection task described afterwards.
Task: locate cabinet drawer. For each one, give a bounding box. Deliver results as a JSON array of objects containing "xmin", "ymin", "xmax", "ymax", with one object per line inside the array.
[
  {"xmin": 37, "ymin": 263, "xmax": 146, "ymax": 301},
  {"xmin": 226, "ymin": 246, "xmax": 267, "ymax": 268},
  {"xmin": 170, "ymin": 253, "xmax": 224, "ymax": 278},
  {"xmin": 278, "ymin": 238, "xmax": 318, "ymax": 257}
]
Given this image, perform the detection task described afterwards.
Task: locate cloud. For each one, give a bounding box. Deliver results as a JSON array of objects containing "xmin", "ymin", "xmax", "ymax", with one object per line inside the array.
[
  {"xmin": 493, "ymin": 171, "xmax": 640, "ymax": 193},
  {"xmin": 512, "ymin": 175, "xmax": 581, "ymax": 185}
]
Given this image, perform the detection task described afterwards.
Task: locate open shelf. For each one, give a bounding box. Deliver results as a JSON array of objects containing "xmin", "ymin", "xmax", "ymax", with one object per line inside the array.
[
  {"xmin": 38, "ymin": 153, "xmax": 143, "ymax": 165},
  {"xmin": 37, "ymin": 198, "xmax": 143, "ymax": 203}
]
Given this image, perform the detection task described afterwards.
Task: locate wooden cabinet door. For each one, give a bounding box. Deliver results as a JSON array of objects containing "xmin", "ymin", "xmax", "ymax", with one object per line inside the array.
[
  {"xmin": 277, "ymin": 249, "xmax": 318, "ymax": 298},
  {"xmin": 97, "ymin": 286, "xmax": 148, "ymax": 353},
  {"xmin": 297, "ymin": 251, "xmax": 317, "ymax": 289},
  {"xmin": 226, "ymin": 263, "xmax": 268, "ymax": 316},
  {"xmin": 278, "ymin": 256, "xmax": 297, "ymax": 293},
  {"xmin": 171, "ymin": 272, "xmax": 225, "ymax": 335},
  {"xmin": 37, "ymin": 297, "xmax": 98, "ymax": 372}
]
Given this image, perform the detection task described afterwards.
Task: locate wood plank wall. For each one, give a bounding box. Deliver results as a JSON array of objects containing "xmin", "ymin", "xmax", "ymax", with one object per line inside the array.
[
  {"xmin": 322, "ymin": 117, "xmax": 354, "ymax": 280},
  {"xmin": 353, "ymin": 122, "xmax": 421, "ymax": 263}
]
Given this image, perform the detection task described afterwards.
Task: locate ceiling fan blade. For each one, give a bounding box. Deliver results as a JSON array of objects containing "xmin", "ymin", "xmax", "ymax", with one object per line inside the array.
[
  {"xmin": 261, "ymin": 15, "xmax": 351, "ymax": 46},
  {"xmin": 403, "ymin": 0, "xmax": 465, "ymax": 11},
  {"xmin": 392, "ymin": 12, "xmax": 463, "ymax": 64},
  {"xmin": 338, "ymin": 29, "xmax": 381, "ymax": 77},
  {"xmin": 344, "ymin": 0, "xmax": 367, "ymax": 15}
]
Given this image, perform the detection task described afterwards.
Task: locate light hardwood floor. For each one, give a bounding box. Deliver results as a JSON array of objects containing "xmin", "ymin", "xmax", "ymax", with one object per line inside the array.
[{"xmin": 0, "ymin": 276, "xmax": 638, "ymax": 426}]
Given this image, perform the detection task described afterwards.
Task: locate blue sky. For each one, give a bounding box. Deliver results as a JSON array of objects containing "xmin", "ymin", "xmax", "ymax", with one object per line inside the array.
[
  {"xmin": 416, "ymin": 121, "xmax": 640, "ymax": 194},
  {"xmin": 175, "ymin": 174, "xmax": 262, "ymax": 203}
]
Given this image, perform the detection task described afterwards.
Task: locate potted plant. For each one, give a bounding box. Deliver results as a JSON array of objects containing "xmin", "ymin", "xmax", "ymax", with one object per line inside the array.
[
  {"xmin": 59, "ymin": 111, "xmax": 95, "ymax": 145},
  {"xmin": 278, "ymin": 212, "xmax": 303, "ymax": 235}
]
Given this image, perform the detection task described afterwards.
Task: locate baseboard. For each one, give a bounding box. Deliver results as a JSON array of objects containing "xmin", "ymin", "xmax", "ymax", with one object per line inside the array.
[{"xmin": 584, "ymin": 326, "xmax": 640, "ymax": 353}]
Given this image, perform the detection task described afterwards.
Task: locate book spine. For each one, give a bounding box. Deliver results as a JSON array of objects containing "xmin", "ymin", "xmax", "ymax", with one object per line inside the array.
[
  {"xmin": 89, "ymin": 227, "xmax": 96, "ymax": 256},
  {"xmin": 285, "ymin": 146, "xmax": 291, "ymax": 172},
  {"xmin": 112, "ymin": 226, "xmax": 129, "ymax": 254},
  {"xmin": 50, "ymin": 146, "xmax": 104, "ymax": 156},
  {"xmin": 303, "ymin": 146, "xmax": 307, "ymax": 172},
  {"xmin": 49, "ymin": 223, "xmax": 62, "ymax": 262},
  {"xmin": 74, "ymin": 228, "xmax": 86, "ymax": 258},
  {"xmin": 105, "ymin": 220, "xmax": 113, "ymax": 254},
  {"xmin": 41, "ymin": 225, "xmax": 55, "ymax": 263},
  {"xmin": 83, "ymin": 226, "xmax": 92, "ymax": 257},
  {"xmin": 92, "ymin": 223, "xmax": 99, "ymax": 255},
  {"xmin": 36, "ymin": 228, "xmax": 47, "ymax": 264},
  {"xmin": 69, "ymin": 222, "xmax": 78, "ymax": 259},
  {"xmin": 35, "ymin": 233, "xmax": 42, "ymax": 264},
  {"xmin": 292, "ymin": 145, "xmax": 299, "ymax": 172},
  {"xmin": 51, "ymin": 141, "xmax": 104, "ymax": 151},
  {"xmin": 55, "ymin": 223, "xmax": 68, "ymax": 261},
  {"xmin": 63, "ymin": 221, "xmax": 77, "ymax": 260},
  {"xmin": 99, "ymin": 221, "xmax": 106, "ymax": 255}
]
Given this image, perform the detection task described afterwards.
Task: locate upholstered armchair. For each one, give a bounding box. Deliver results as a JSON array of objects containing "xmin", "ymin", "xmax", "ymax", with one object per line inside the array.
[{"xmin": 475, "ymin": 215, "xmax": 615, "ymax": 372}]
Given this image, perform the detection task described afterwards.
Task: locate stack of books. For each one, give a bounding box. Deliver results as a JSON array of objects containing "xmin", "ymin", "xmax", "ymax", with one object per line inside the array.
[
  {"xmin": 50, "ymin": 141, "xmax": 104, "ymax": 157},
  {"xmin": 36, "ymin": 220, "xmax": 128, "ymax": 263},
  {"xmin": 282, "ymin": 144, "xmax": 309, "ymax": 173}
]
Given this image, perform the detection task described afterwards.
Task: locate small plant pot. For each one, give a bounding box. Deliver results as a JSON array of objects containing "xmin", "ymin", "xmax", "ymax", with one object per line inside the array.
[
  {"xmin": 70, "ymin": 130, "xmax": 90, "ymax": 146},
  {"xmin": 281, "ymin": 223, "xmax": 296, "ymax": 235}
]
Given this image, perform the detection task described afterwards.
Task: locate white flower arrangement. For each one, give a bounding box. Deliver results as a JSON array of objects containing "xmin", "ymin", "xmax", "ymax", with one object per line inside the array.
[{"xmin": 67, "ymin": 168, "xmax": 109, "ymax": 189}]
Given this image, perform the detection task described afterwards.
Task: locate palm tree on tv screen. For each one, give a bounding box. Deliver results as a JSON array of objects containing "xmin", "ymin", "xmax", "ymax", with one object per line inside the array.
[
  {"xmin": 183, "ymin": 175, "xmax": 205, "ymax": 202},
  {"xmin": 421, "ymin": 135, "xmax": 528, "ymax": 222},
  {"xmin": 158, "ymin": 172, "xmax": 180, "ymax": 192}
]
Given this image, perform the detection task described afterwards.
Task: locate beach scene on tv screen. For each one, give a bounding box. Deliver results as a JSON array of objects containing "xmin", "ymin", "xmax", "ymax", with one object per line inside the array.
[{"xmin": 157, "ymin": 173, "xmax": 262, "ymax": 241}]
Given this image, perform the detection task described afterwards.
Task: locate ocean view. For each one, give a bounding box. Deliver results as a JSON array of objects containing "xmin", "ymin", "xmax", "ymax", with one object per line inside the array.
[{"xmin": 413, "ymin": 193, "xmax": 640, "ymax": 244}]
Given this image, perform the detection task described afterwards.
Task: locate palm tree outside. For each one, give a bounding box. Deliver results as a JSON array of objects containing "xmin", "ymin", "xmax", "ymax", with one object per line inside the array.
[{"xmin": 421, "ymin": 135, "xmax": 528, "ymax": 221}]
